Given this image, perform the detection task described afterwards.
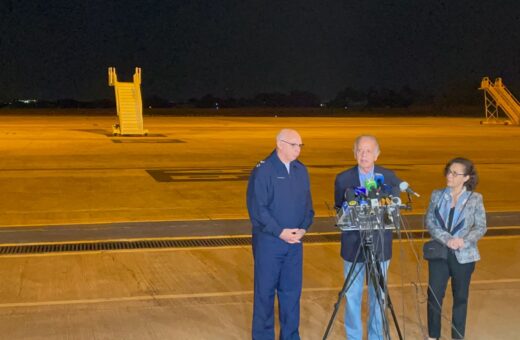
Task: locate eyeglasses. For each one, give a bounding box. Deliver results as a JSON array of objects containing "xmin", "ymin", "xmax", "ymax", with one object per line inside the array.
[
  {"xmin": 446, "ymin": 169, "xmax": 466, "ymax": 177},
  {"xmin": 280, "ymin": 139, "xmax": 304, "ymax": 148}
]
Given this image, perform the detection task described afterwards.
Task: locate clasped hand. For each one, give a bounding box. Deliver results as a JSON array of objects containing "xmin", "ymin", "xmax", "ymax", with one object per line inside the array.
[
  {"xmin": 447, "ymin": 237, "xmax": 465, "ymax": 250},
  {"xmin": 279, "ymin": 228, "xmax": 306, "ymax": 244}
]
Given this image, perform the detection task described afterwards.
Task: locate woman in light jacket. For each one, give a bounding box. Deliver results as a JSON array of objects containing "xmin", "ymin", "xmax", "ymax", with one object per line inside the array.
[{"xmin": 426, "ymin": 157, "xmax": 486, "ymax": 340}]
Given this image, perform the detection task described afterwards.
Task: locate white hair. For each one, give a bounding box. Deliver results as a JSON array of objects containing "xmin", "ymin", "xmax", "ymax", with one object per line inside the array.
[{"xmin": 353, "ymin": 135, "xmax": 380, "ymax": 154}]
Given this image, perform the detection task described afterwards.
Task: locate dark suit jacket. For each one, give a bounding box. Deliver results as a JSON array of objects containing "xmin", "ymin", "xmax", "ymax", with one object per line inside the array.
[{"xmin": 334, "ymin": 165, "xmax": 401, "ymax": 262}]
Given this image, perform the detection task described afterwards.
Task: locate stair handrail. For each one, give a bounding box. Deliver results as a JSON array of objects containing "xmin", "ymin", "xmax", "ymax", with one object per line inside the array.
[
  {"xmin": 108, "ymin": 67, "xmax": 118, "ymax": 86},
  {"xmin": 495, "ymin": 78, "xmax": 520, "ymax": 109}
]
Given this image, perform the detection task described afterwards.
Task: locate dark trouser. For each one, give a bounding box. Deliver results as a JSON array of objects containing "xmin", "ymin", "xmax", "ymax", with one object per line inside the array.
[
  {"xmin": 252, "ymin": 232, "xmax": 303, "ymax": 340},
  {"xmin": 427, "ymin": 251, "xmax": 475, "ymax": 339}
]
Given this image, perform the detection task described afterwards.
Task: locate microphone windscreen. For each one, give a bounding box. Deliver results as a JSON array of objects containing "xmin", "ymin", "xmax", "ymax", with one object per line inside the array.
[
  {"xmin": 380, "ymin": 184, "xmax": 393, "ymax": 197},
  {"xmin": 345, "ymin": 188, "xmax": 357, "ymax": 202},
  {"xmin": 365, "ymin": 179, "xmax": 377, "ymax": 192},
  {"xmin": 354, "ymin": 186, "xmax": 367, "ymax": 197},
  {"xmin": 374, "ymin": 173, "xmax": 385, "ymax": 187},
  {"xmin": 367, "ymin": 188, "xmax": 378, "ymax": 199}
]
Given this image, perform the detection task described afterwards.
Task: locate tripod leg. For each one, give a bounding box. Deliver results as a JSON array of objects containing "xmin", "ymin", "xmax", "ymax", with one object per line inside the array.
[
  {"xmin": 323, "ymin": 240, "xmax": 364, "ymax": 340},
  {"xmin": 367, "ymin": 259, "xmax": 391, "ymax": 340},
  {"xmin": 375, "ymin": 261, "xmax": 404, "ymax": 340},
  {"xmin": 322, "ymin": 262, "xmax": 363, "ymax": 340}
]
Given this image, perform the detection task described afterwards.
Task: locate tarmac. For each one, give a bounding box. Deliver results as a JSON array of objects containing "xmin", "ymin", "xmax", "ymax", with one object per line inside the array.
[{"xmin": 0, "ymin": 114, "xmax": 519, "ymax": 339}]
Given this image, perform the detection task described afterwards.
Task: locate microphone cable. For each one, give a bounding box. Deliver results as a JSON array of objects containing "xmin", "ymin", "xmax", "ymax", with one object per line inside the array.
[{"xmin": 403, "ymin": 210, "xmax": 465, "ymax": 339}]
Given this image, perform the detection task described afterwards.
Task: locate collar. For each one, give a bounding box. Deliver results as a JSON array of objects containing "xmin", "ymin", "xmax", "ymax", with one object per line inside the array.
[
  {"xmin": 269, "ymin": 150, "xmax": 296, "ymax": 169},
  {"xmin": 357, "ymin": 165, "xmax": 375, "ymax": 176},
  {"xmin": 442, "ymin": 186, "xmax": 468, "ymax": 201}
]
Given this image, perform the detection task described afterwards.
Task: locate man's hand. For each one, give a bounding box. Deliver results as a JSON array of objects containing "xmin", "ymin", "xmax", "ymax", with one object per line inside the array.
[
  {"xmin": 294, "ymin": 229, "xmax": 306, "ymax": 241},
  {"xmin": 279, "ymin": 228, "xmax": 304, "ymax": 244},
  {"xmin": 447, "ymin": 237, "xmax": 465, "ymax": 250}
]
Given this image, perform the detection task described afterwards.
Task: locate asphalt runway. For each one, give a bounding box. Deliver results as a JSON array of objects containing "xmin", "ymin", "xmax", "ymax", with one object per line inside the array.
[
  {"xmin": 0, "ymin": 114, "xmax": 519, "ymax": 339},
  {"xmin": 0, "ymin": 115, "xmax": 519, "ymax": 227}
]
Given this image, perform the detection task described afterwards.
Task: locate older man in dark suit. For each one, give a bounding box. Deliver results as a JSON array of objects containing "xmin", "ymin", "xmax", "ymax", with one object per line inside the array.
[{"xmin": 334, "ymin": 135, "xmax": 401, "ymax": 340}]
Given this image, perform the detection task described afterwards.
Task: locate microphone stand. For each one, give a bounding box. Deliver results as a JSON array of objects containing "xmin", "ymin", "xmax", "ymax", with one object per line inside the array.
[
  {"xmin": 322, "ymin": 235, "xmax": 365, "ymax": 339},
  {"xmin": 323, "ymin": 204, "xmax": 405, "ymax": 340}
]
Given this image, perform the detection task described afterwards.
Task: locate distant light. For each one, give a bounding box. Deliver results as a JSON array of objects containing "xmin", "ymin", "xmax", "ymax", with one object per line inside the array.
[
  {"xmin": 18, "ymin": 99, "xmax": 37, "ymax": 104},
  {"xmin": 320, "ymin": 103, "xmax": 325, "ymax": 107}
]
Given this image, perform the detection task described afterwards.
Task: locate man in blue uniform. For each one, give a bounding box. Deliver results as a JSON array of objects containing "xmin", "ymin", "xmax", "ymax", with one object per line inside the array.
[
  {"xmin": 334, "ymin": 135, "xmax": 401, "ymax": 340},
  {"xmin": 247, "ymin": 128, "xmax": 314, "ymax": 340}
]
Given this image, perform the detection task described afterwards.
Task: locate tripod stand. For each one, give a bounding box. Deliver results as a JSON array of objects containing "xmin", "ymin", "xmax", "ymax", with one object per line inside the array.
[{"xmin": 323, "ymin": 205, "xmax": 404, "ymax": 340}]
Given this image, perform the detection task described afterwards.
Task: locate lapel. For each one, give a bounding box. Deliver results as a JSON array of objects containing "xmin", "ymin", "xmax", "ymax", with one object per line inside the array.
[
  {"xmin": 451, "ymin": 191, "xmax": 473, "ymax": 235},
  {"xmin": 352, "ymin": 166, "xmax": 361, "ymax": 187},
  {"xmin": 434, "ymin": 205, "xmax": 448, "ymax": 231},
  {"xmin": 433, "ymin": 189, "xmax": 448, "ymax": 230},
  {"xmin": 434, "ymin": 189, "xmax": 473, "ymax": 235}
]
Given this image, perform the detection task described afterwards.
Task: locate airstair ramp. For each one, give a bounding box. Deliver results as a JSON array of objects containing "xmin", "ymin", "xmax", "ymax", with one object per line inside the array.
[
  {"xmin": 479, "ymin": 77, "xmax": 520, "ymax": 125},
  {"xmin": 108, "ymin": 67, "xmax": 148, "ymax": 135}
]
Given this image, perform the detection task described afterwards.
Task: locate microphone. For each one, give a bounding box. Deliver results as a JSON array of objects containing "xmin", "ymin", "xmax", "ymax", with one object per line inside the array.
[
  {"xmin": 367, "ymin": 188, "xmax": 379, "ymax": 207},
  {"xmin": 389, "ymin": 196, "xmax": 402, "ymax": 207},
  {"xmin": 354, "ymin": 186, "xmax": 367, "ymax": 198},
  {"xmin": 344, "ymin": 187, "xmax": 357, "ymax": 202},
  {"xmin": 380, "ymin": 184, "xmax": 393, "ymax": 198},
  {"xmin": 374, "ymin": 173, "xmax": 385, "ymax": 188},
  {"xmin": 373, "ymin": 173, "xmax": 394, "ymax": 198},
  {"xmin": 365, "ymin": 179, "xmax": 377, "ymax": 192},
  {"xmin": 399, "ymin": 181, "xmax": 420, "ymax": 197},
  {"xmin": 348, "ymin": 200, "xmax": 358, "ymax": 206},
  {"xmin": 364, "ymin": 179, "xmax": 380, "ymax": 207}
]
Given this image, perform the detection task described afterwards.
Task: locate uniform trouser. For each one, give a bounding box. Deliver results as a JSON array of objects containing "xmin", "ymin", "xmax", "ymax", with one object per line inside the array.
[
  {"xmin": 427, "ymin": 251, "xmax": 475, "ymax": 339},
  {"xmin": 343, "ymin": 260, "xmax": 390, "ymax": 340},
  {"xmin": 252, "ymin": 233, "xmax": 303, "ymax": 340}
]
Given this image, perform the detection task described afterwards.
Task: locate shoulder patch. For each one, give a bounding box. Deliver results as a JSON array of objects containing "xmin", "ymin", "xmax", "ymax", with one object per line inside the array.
[{"xmin": 256, "ymin": 160, "xmax": 265, "ymax": 168}]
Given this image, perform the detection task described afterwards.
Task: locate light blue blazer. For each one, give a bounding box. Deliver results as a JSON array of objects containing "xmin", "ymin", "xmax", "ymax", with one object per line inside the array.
[{"xmin": 425, "ymin": 188, "xmax": 487, "ymax": 264}]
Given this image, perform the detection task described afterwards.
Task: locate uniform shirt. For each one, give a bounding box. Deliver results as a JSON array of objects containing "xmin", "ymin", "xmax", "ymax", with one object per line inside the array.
[{"xmin": 247, "ymin": 150, "xmax": 314, "ymax": 237}]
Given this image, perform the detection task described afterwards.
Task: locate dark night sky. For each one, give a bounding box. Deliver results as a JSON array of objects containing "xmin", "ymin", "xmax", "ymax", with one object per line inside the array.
[{"xmin": 1, "ymin": 0, "xmax": 519, "ymax": 101}]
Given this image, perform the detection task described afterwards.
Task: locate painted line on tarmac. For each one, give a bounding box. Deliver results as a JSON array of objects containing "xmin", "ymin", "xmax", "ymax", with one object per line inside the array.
[
  {"xmin": 304, "ymin": 233, "xmax": 520, "ymax": 246},
  {"xmin": 2, "ymin": 226, "xmax": 520, "ymax": 247},
  {"xmin": 0, "ymin": 216, "xmax": 254, "ymax": 229},
  {"xmin": 1, "ymin": 210, "xmax": 516, "ymax": 229},
  {"xmin": 0, "ymin": 278, "xmax": 519, "ymax": 309}
]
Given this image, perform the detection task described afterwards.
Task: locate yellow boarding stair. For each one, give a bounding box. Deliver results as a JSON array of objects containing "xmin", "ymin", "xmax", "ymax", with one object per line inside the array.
[
  {"xmin": 479, "ymin": 77, "xmax": 520, "ymax": 125},
  {"xmin": 108, "ymin": 67, "xmax": 148, "ymax": 135}
]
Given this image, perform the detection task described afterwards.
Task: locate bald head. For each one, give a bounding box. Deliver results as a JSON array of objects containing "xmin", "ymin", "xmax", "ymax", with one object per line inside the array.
[
  {"xmin": 277, "ymin": 128, "xmax": 300, "ymax": 142},
  {"xmin": 276, "ymin": 128, "xmax": 303, "ymax": 163}
]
